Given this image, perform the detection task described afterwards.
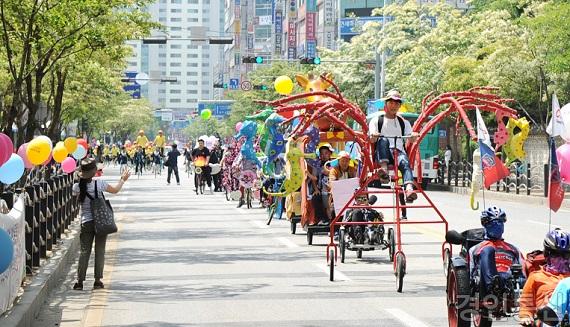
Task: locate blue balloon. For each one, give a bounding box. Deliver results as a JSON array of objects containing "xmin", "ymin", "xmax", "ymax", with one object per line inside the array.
[
  {"xmin": 0, "ymin": 154, "xmax": 25, "ymax": 185},
  {"xmin": 0, "ymin": 228, "xmax": 14, "ymax": 274},
  {"xmin": 72, "ymin": 146, "xmax": 86, "ymax": 160}
]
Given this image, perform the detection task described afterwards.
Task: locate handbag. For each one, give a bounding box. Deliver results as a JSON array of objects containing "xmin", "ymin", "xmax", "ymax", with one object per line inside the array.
[{"xmin": 86, "ymin": 181, "xmax": 117, "ymax": 235}]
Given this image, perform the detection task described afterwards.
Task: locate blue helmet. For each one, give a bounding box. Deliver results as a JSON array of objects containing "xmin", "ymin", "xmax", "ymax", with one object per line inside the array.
[
  {"xmin": 544, "ymin": 229, "xmax": 570, "ymax": 256},
  {"xmin": 480, "ymin": 206, "xmax": 507, "ymax": 226}
]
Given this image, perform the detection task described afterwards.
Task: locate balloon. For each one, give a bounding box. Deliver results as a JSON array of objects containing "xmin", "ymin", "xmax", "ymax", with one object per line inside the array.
[
  {"xmin": 52, "ymin": 143, "xmax": 69, "ymax": 163},
  {"xmin": 201, "ymin": 109, "xmax": 212, "ymax": 120},
  {"xmin": 42, "ymin": 152, "xmax": 53, "ymax": 166},
  {"xmin": 235, "ymin": 122, "xmax": 243, "ymax": 133},
  {"xmin": 72, "ymin": 146, "xmax": 87, "ymax": 160},
  {"xmin": 16, "ymin": 143, "xmax": 33, "ymax": 169},
  {"xmin": 0, "ymin": 228, "xmax": 14, "ymax": 274},
  {"xmin": 77, "ymin": 138, "xmax": 88, "ymax": 150},
  {"xmin": 64, "ymin": 137, "xmax": 78, "ymax": 153},
  {"xmin": 0, "ymin": 154, "xmax": 25, "ymax": 184},
  {"xmin": 26, "ymin": 137, "xmax": 52, "ymax": 165},
  {"xmin": 274, "ymin": 76, "xmax": 294, "ymax": 95},
  {"xmin": 557, "ymin": 143, "xmax": 570, "ymax": 184},
  {"xmin": 0, "ymin": 133, "xmax": 14, "ymax": 167},
  {"xmin": 61, "ymin": 157, "xmax": 76, "ymax": 174}
]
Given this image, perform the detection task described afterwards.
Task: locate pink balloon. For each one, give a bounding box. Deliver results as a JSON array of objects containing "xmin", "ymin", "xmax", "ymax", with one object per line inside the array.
[
  {"xmin": 17, "ymin": 143, "xmax": 33, "ymax": 169},
  {"xmin": 235, "ymin": 122, "xmax": 243, "ymax": 133},
  {"xmin": 61, "ymin": 157, "xmax": 76, "ymax": 174},
  {"xmin": 557, "ymin": 143, "xmax": 570, "ymax": 184},
  {"xmin": 0, "ymin": 133, "xmax": 13, "ymax": 167}
]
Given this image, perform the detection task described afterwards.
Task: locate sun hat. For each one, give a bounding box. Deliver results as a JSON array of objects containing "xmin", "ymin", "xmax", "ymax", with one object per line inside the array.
[
  {"xmin": 337, "ymin": 151, "xmax": 351, "ymax": 159},
  {"xmin": 381, "ymin": 89, "xmax": 403, "ymax": 102},
  {"xmin": 76, "ymin": 158, "xmax": 103, "ymax": 179}
]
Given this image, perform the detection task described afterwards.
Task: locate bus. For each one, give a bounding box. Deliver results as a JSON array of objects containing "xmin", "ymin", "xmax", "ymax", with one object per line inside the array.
[{"xmin": 366, "ymin": 111, "xmax": 441, "ymax": 189}]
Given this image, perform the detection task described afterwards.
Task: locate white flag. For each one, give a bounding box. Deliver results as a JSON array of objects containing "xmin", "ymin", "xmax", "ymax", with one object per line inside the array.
[
  {"xmin": 546, "ymin": 94, "xmax": 570, "ymax": 141},
  {"xmin": 476, "ymin": 108, "xmax": 492, "ymax": 149}
]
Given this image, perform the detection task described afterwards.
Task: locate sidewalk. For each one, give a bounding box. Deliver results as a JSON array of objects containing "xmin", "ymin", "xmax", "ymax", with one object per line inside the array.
[{"xmin": 429, "ymin": 183, "xmax": 570, "ymax": 210}]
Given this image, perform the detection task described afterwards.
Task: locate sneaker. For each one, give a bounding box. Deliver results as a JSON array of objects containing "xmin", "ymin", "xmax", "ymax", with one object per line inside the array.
[
  {"xmin": 177, "ymin": 182, "xmax": 180, "ymax": 185},
  {"xmin": 209, "ymin": 187, "xmax": 214, "ymax": 195},
  {"xmin": 167, "ymin": 182, "xmax": 170, "ymax": 185},
  {"xmin": 378, "ymin": 169, "xmax": 390, "ymax": 183},
  {"xmin": 73, "ymin": 281, "xmax": 83, "ymax": 290},
  {"xmin": 93, "ymin": 280, "xmax": 105, "ymax": 290},
  {"xmin": 237, "ymin": 199, "xmax": 245, "ymax": 208},
  {"xmin": 405, "ymin": 189, "xmax": 417, "ymax": 203}
]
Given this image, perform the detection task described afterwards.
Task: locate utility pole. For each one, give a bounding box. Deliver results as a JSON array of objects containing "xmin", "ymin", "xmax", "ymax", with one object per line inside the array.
[{"xmin": 374, "ymin": 51, "xmax": 381, "ymax": 99}]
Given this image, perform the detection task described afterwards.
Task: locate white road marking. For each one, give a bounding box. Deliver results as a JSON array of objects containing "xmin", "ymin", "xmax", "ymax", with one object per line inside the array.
[
  {"xmin": 249, "ymin": 219, "xmax": 272, "ymax": 230},
  {"xmin": 385, "ymin": 308, "xmax": 432, "ymax": 327},
  {"xmin": 275, "ymin": 237, "xmax": 299, "ymax": 248},
  {"xmin": 313, "ymin": 262, "xmax": 351, "ymax": 282}
]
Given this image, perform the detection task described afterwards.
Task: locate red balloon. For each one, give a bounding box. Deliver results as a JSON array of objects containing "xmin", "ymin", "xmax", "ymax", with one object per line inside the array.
[
  {"xmin": 76, "ymin": 138, "xmax": 88, "ymax": 150},
  {"xmin": 0, "ymin": 133, "xmax": 13, "ymax": 167}
]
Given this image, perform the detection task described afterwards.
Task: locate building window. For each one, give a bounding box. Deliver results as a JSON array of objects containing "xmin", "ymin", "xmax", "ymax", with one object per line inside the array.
[
  {"xmin": 204, "ymin": 0, "xmax": 209, "ymax": 4},
  {"xmin": 170, "ymin": 71, "xmax": 182, "ymax": 76},
  {"xmin": 170, "ymin": 99, "xmax": 181, "ymax": 103},
  {"xmin": 188, "ymin": 0, "xmax": 198, "ymax": 3},
  {"xmin": 255, "ymin": 0, "xmax": 272, "ymax": 16},
  {"xmin": 203, "ymin": 18, "xmax": 209, "ymax": 23},
  {"xmin": 202, "ymin": 9, "xmax": 209, "ymax": 14},
  {"xmin": 170, "ymin": 89, "xmax": 181, "ymax": 94},
  {"xmin": 171, "ymin": 8, "xmax": 182, "ymax": 12},
  {"xmin": 159, "ymin": 9, "xmax": 166, "ymax": 13},
  {"xmin": 187, "ymin": 72, "xmax": 198, "ymax": 76},
  {"xmin": 187, "ymin": 45, "xmax": 198, "ymax": 49},
  {"xmin": 187, "ymin": 54, "xmax": 198, "ymax": 58},
  {"xmin": 188, "ymin": 81, "xmax": 198, "ymax": 85},
  {"xmin": 203, "ymin": 54, "xmax": 210, "ymax": 58},
  {"xmin": 202, "ymin": 63, "xmax": 209, "ymax": 67},
  {"xmin": 159, "ymin": 62, "xmax": 167, "ymax": 67},
  {"xmin": 170, "ymin": 27, "xmax": 181, "ymax": 31},
  {"xmin": 171, "ymin": 0, "xmax": 182, "ymax": 3},
  {"xmin": 128, "ymin": 61, "xmax": 137, "ymax": 66},
  {"xmin": 170, "ymin": 44, "xmax": 182, "ymax": 49},
  {"xmin": 202, "ymin": 80, "xmax": 209, "ymax": 85},
  {"xmin": 187, "ymin": 99, "xmax": 197, "ymax": 103},
  {"xmin": 188, "ymin": 18, "xmax": 199, "ymax": 22},
  {"xmin": 187, "ymin": 90, "xmax": 198, "ymax": 94},
  {"xmin": 171, "ymin": 17, "xmax": 182, "ymax": 22},
  {"xmin": 170, "ymin": 62, "xmax": 181, "ymax": 67},
  {"xmin": 255, "ymin": 26, "xmax": 271, "ymax": 39},
  {"xmin": 188, "ymin": 9, "xmax": 199, "ymax": 13},
  {"xmin": 202, "ymin": 90, "xmax": 210, "ymax": 95},
  {"xmin": 159, "ymin": 53, "xmax": 166, "ymax": 58},
  {"xmin": 159, "ymin": 89, "xmax": 166, "ymax": 94},
  {"xmin": 187, "ymin": 63, "xmax": 198, "ymax": 67},
  {"xmin": 202, "ymin": 72, "xmax": 209, "ymax": 76},
  {"xmin": 170, "ymin": 53, "xmax": 182, "ymax": 58}
]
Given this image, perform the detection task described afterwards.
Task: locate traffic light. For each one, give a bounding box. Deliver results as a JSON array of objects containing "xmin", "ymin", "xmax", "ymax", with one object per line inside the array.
[
  {"xmin": 253, "ymin": 85, "xmax": 268, "ymax": 90},
  {"xmin": 242, "ymin": 56, "xmax": 264, "ymax": 64},
  {"xmin": 300, "ymin": 57, "xmax": 321, "ymax": 65},
  {"xmin": 213, "ymin": 82, "xmax": 228, "ymax": 89}
]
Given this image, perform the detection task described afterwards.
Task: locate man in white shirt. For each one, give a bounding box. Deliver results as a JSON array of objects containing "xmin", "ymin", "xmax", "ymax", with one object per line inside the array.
[{"xmin": 368, "ymin": 90, "xmax": 419, "ymax": 202}]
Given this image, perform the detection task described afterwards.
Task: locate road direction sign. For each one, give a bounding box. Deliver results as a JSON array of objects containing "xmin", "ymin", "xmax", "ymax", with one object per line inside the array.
[{"xmin": 229, "ymin": 78, "xmax": 240, "ymax": 90}]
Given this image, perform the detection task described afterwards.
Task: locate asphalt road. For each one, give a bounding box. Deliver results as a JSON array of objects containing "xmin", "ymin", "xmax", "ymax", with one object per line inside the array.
[{"xmin": 32, "ymin": 164, "xmax": 570, "ymax": 327}]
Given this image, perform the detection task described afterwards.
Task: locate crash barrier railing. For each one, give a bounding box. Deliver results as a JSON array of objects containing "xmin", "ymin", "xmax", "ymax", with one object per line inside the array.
[
  {"xmin": 435, "ymin": 161, "xmax": 561, "ymax": 197},
  {"xmin": 0, "ymin": 165, "xmax": 78, "ymax": 314}
]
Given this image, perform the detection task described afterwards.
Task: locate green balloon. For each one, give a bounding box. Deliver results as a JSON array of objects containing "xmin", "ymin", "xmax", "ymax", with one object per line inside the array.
[{"xmin": 201, "ymin": 109, "xmax": 212, "ymax": 120}]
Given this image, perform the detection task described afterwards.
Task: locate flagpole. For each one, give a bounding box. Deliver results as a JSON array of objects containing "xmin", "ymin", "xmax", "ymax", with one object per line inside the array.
[
  {"xmin": 548, "ymin": 136, "xmax": 553, "ymax": 231},
  {"xmin": 480, "ymin": 154, "xmax": 486, "ymax": 210}
]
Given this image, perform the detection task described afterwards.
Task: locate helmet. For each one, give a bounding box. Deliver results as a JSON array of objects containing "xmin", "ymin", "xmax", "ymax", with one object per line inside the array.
[
  {"xmin": 139, "ymin": 129, "xmax": 144, "ymax": 134},
  {"xmin": 158, "ymin": 130, "xmax": 163, "ymax": 134},
  {"xmin": 544, "ymin": 229, "xmax": 570, "ymax": 256},
  {"xmin": 480, "ymin": 206, "xmax": 506, "ymax": 226}
]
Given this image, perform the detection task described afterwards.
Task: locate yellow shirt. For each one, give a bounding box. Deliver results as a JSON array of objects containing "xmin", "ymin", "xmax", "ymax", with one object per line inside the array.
[
  {"xmin": 111, "ymin": 147, "xmax": 119, "ymax": 156},
  {"xmin": 154, "ymin": 135, "xmax": 166, "ymax": 147},
  {"xmin": 136, "ymin": 135, "xmax": 149, "ymax": 146},
  {"xmin": 103, "ymin": 148, "xmax": 110, "ymax": 156}
]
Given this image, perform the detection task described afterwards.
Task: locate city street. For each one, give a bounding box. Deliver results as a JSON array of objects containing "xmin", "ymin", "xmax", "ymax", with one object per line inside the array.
[{"xmin": 33, "ymin": 165, "xmax": 570, "ymax": 327}]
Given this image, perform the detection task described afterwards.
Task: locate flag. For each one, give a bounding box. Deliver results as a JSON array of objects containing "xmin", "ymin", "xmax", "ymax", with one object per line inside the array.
[
  {"xmin": 549, "ymin": 137, "xmax": 565, "ymax": 212},
  {"xmin": 476, "ymin": 109, "xmax": 510, "ymax": 188},
  {"xmin": 547, "ymin": 93, "xmax": 570, "ymax": 141}
]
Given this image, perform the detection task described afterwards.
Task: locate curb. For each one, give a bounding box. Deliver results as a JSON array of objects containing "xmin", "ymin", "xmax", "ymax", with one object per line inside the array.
[
  {"xmin": 431, "ymin": 184, "xmax": 570, "ymax": 209},
  {"xmin": 0, "ymin": 222, "xmax": 80, "ymax": 327}
]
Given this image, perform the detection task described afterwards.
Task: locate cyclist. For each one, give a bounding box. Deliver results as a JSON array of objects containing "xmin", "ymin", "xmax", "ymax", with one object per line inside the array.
[
  {"xmin": 191, "ymin": 138, "xmax": 212, "ymax": 194},
  {"xmin": 103, "ymin": 144, "xmax": 110, "ymax": 164},
  {"xmin": 151, "ymin": 148, "xmax": 163, "ymax": 174},
  {"xmin": 307, "ymin": 143, "xmax": 334, "ymax": 225},
  {"xmin": 469, "ymin": 206, "xmax": 524, "ymax": 303},
  {"xmin": 154, "ymin": 130, "xmax": 166, "ymax": 156},
  {"xmin": 117, "ymin": 147, "xmax": 128, "ymax": 172},
  {"xmin": 110, "ymin": 144, "xmax": 119, "ymax": 165},
  {"xmin": 135, "ymin": 129, "xmax": 149, "ymax": 147},
  {"xmin": 133, "ymin": 145, "xmax": 145, "ymax": 176},
  {"xmin": 368, "ymin": 89, "xmax": 419, "ymax": 203},
  {"xmin": 520, "ymin": 229, "xmax": 570, "ymax": 325},
  {"xmin": 210, "ymin": 142, "xmax": 223, "ymax": 192}
]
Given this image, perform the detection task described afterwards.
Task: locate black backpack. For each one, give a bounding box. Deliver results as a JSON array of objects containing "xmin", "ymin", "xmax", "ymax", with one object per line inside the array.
[{"xmin": 378, "ymin": 115, "xmax": 406, "ymax": 136}]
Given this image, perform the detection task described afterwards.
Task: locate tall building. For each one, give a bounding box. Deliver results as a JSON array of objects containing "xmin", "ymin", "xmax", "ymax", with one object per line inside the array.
[{"xmin": 126, "ymin": 0, "xmax": 225, "ymax": 118}]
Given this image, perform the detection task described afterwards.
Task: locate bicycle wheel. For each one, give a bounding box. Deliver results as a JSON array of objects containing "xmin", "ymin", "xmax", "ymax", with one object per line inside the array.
[{"xmin": 246, "ymin": 189, "xmax": 252, "ymax": 208}]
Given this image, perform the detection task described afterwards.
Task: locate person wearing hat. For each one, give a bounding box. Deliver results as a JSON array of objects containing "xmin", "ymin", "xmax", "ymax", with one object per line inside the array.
[
  {"xmin": 154, "ymin": 130, "xmax": 166, "ymax": 156},
  {"xmin": 368, "ymin": 89, "xmax": 419, "ymax": 203},
  {"xmin": 72, "ymin": 158, "xmax": 130, "ymax": 290},
  {"xmin": 329, "ymin": 151, "xmax": 357, "ymax": 182},
  {"xmin": 307, "ymin": 143, "xmax": 334, "ymax": 224},
  {"xmin": 135, "ymin": 129, "xmax": 149, "ymax": 147}
]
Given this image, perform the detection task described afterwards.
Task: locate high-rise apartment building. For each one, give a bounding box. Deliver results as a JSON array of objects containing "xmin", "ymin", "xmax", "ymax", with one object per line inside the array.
[{"xmin": 126, "ymin": 0, "xmax": 225, "ymax": 118}]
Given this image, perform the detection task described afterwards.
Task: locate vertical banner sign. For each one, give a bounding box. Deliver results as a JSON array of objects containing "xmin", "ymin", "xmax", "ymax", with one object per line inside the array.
[
  {"xmin": 324, "ymin": 0, "xmax": 335, "ymax": 49},
  {"xmin": 288, "ymin": 0, "xmax": 297, "ymax": 59},
  {"xmin": 275, "ymin": 10, "xmax": 283, "ymax": 55},
  {"xmin": 305, "ymin": 0, "xmax": 317, "ymax": 57}
]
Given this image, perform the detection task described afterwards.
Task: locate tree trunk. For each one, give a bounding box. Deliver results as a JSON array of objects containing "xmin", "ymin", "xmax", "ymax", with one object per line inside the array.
[{"xmin": 47, "ymin": 68, "xmax": 66, "ymax": 140}]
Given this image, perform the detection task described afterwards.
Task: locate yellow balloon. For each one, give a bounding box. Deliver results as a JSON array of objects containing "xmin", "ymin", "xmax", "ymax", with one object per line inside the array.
[
  {"xmin": 274, "ymin": 76, "xmax": 294, "ymax": 95},
  {"xmin": 53, "ymin": 145, "xmax": 68, "ymax": 163},
  {"xmin": 26, "ymin": 138, "xmax": 52, "ymax": 165},
  {"xmin": 64, "ymin": 137, "xmax": 77, "ymax": 153}
]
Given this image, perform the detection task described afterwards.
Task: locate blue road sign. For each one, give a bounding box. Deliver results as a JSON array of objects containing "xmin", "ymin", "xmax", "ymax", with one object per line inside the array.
[{"xmin": 229, "ymin": 78, "xmax": 240, "ymax": 90}]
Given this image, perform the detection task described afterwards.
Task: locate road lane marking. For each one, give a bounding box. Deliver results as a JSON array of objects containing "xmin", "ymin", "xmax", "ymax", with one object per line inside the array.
[
  {"xmin": 385, "ymin": 308, "xmax": 432, "ymax": 327},
  {"xmin": 275, "ymin": 237, "xmax": 299, "ymax": 248},
  {"xmin": 249, "ymin": 220, "xmax": 271, "ymax": 229},
  {"xmin": 313, "ymin": 263, "xmax": 351, "ymax": 282}
]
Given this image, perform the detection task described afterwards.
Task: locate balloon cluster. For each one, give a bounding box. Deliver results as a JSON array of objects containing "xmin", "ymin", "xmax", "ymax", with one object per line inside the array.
[{"xmin": 0, "ymin": 134, "xmax": 90, "ymax": 185}]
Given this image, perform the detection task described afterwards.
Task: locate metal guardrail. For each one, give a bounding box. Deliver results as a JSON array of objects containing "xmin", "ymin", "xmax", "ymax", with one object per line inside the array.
[
  {"xmin": 1, "ymin": 166, "xmax": 78, "ymax": 276},
  {"xmin": 434, "ymin": 161, "xmax": 558, "ymax": 197}
]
